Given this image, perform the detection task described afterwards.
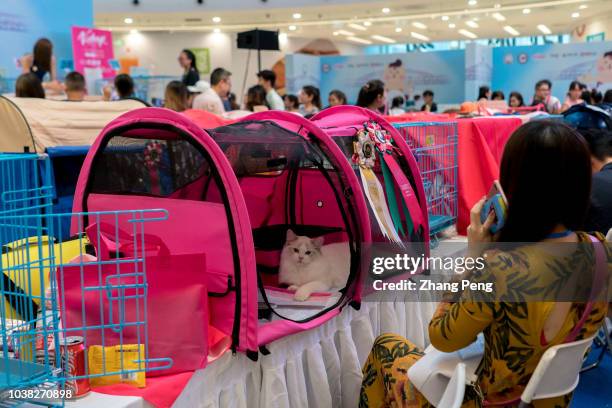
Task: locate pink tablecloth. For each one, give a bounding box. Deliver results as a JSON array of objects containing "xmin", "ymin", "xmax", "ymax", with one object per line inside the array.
[
  {"xmin": 456, "ymin": 117, "xmax": 523, "ymax": 234},
  {"xmin": 386, "ymin": 114, "xmax": 523, "ymax": 236}
]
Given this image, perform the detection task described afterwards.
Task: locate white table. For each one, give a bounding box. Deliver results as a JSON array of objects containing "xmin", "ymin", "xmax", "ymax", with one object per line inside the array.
[{"xmin": 69, "ymin": 291, "xmax": 437, "ymax": 408}]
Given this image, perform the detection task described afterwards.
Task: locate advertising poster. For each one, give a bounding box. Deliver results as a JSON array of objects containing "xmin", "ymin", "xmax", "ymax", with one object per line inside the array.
[
  {"xmin": 492, "ymin": 41, "xmax": 612, "ymax": 103},
  {"xmin": 285, "ymin": 54, "xmax": 321, "ymax": 95},
  {"xmin": 319, "ymin": 50, "xmax": 465, "ymax": 104},
  {"xmin": 190, "ymin": 48, "xmax": 211, "ymax": 75},
  {"xmin": 71, "ymin": 26, "xmax": 115, "ymax": 79}
]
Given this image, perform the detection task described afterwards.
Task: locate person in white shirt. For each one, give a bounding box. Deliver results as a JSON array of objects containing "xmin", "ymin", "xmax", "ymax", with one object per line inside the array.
[
  {"xmin": 257, "ymin": 70, "xmax": 285, "ymax": 111},
  {"xmin": 531, "ymin": 79, "xmax": 561, "ymax": 114},
  {"xmin": 389, "ymin": 95, "xmax": 406, "ymax": 116},
  {"xmin": 193, "ymin": 68, "xmax": 232, "ymax": 116}
]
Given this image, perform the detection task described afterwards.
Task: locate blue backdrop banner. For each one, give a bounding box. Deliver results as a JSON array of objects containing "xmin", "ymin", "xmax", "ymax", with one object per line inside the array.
[
  {"xmin": 492, "ymin": 41, "xmax": 612, "ymax": 104},
  {"xmin": 318, "ymin": 50, "xmax": 465, "ymax": 105}
]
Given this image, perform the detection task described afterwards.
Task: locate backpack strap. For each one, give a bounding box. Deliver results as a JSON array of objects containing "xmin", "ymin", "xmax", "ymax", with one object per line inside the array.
[{"xmin": 564, "ymin": 234, "xmax": 607, "ymax": 342}]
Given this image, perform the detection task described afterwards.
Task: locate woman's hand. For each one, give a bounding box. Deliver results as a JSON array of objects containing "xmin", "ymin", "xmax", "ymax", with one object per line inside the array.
[{"xmin": 467, "ymin": 196, "xmax": 495, "ymax": 244}]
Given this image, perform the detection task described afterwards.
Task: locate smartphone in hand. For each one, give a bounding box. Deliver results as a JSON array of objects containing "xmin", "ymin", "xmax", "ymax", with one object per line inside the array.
[{"xmin": 480, "ymin": 180, "xmax": 508, "ymax": 234}]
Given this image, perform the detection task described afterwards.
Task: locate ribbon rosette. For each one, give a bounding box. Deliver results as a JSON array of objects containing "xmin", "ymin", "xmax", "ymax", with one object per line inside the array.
[
  {"xmin": 144, "ymin": 141, "xmax": 163, "ymax": 169},
  {"xmin": 352, "ymin": 129, "xmax": 377, "ymax": 168}
]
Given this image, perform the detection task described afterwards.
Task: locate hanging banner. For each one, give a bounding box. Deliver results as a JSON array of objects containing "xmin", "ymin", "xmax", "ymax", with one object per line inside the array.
[{"xmin": 71, "ymin": 26, "xmax": 115, "ymax": 79}]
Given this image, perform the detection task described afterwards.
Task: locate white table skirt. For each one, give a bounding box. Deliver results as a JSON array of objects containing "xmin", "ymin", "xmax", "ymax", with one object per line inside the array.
[
  {"xmin": 67, "ymin": 291, "xmax": 437, "ymax": 408},
  {"xmin": 174, "ymin": 291, "xmax": 437, "ymax": 408}
]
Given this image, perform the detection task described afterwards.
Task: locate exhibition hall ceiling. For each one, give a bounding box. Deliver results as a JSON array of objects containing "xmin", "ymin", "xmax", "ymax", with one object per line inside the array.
[{"xmin": 95, "ymin": 0, "xmax": 612, "ymax": 43}]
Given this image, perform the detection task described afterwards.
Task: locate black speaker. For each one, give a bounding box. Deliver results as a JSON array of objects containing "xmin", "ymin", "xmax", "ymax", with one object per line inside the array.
[{"xmin": 237, "ymin": 29, "xmax": 279, "ymax": 51}]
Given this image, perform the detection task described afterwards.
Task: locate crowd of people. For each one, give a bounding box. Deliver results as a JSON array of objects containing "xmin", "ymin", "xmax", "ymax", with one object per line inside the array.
[{"xmin": 13, "ymin": 38, "xmax": 612, "ymax": 122}]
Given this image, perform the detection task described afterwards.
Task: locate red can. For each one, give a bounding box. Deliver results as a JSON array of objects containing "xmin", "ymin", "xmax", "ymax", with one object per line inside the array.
[{"xmin": 59, "ymin": 336, "xmax": 90, "ymax": 398}]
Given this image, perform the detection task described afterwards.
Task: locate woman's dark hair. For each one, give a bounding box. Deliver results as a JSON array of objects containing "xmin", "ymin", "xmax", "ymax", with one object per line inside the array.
[
  {"xmin": 580, "ymin": 129, "xmax": 612, "ymax": 162},
  {"xmin": 603, "ymin": 89, "xmax": 612, "ymax": 104},
  {"xmin": 591, "ymin": 89, "xmax": 603, "ymax": 104},
  {"xmin": 284, "ymin": 94, "xmax": 299, "ymax": 109},
  {"xmin": 509, "ymin": 91, "xmax": 524, "ymax": 107},
  {"xmin": 33, "ymin": 38, "xmax": 52, "ymax": 73},
  {"xmin": 357, "ymin": 80, "xmax": 385, "ymax": 108},
  {"xmin": 497, "ymin": 121, "xmax": 591, "ymax": 242},
  {"xmin": 181, "ymin": 49, "xmax": 198, "ymax": 71},
  {"xmin": 114, "ymin": 74, "xmax": 135, "ymax": 98},
  {"xmin": 478, "ymin": 86, "xmax": 490, "ymax": 100},
  {"xmin": 491, "ymin": 90, "xmax": 505, "ymax": 100},
  {"xmin": 581, "ymin": 89, "xmax": 592, "ymax": 104},
  {"xmin": 391, "ymin": 96, "xmax": 404, "ymax": 109},
  {"xmin": 329, "ymin": 89, "xmax": 347, "ymax": 105},
  {"xmin": 246, "ymin": 85, "xmax": 268, "ymax": 111},
  {"xmin": 568, "ymin": 80, "xmax": 584, "ymax": 92},
  {"xmin": 15, "ymin": 73, "xmax": 45, "ymax": 98},
  {"xmin": 164, "ymin": 80, "xmax": 189, "ymax": 112},
  {"xmin": 302, "ymin": 85, "xmax": 321, "ymax": 109}
]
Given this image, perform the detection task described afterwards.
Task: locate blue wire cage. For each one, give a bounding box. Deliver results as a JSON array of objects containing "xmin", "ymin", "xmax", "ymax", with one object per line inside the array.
[
  {"xmin": 0, "ymin": 154, "xmax": 172, "ymax": 406},
  {"xmin": 393, "ymin": 122, "xmax": 459, "ymax": 238}
]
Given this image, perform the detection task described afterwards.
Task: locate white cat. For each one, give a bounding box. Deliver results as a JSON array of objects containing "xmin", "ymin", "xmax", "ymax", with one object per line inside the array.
[{"xmin": 278, "ymin": 229, "xmax": 350, "ymax": 301}]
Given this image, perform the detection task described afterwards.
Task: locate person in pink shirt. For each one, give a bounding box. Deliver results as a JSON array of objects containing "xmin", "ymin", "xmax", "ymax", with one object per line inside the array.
[{"xmin": 561, "ymin": 80, "xmax": 586, "ymax": 112}]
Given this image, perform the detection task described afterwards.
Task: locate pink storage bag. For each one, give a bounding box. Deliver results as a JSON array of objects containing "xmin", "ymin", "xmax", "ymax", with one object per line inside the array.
[{"xmin": 57, "ymin": 222, "xmax": 217, "ymax": 376}]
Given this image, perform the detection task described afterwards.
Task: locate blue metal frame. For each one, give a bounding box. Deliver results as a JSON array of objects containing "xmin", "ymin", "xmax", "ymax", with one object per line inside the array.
[{"xmin": 393, "ymin": 122, "xmax": 459, "ymax": 240}]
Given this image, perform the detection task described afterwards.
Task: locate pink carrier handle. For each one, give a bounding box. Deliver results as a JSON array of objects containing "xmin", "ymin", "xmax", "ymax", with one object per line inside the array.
[{"xmin": 85, "ymin": 222, "xmax": 171, "ymax": 260}]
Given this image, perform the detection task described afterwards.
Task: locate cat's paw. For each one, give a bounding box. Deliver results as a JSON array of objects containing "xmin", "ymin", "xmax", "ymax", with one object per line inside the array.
[
  {"xmin": 287, "ymin": 285, "xmax": 299, "ymax": 291},
  {"xmin": 294, "ymin": 288, "xmax": 311, "ymax": 302}
]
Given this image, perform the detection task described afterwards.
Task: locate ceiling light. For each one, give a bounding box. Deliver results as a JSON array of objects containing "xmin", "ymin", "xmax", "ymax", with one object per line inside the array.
[
  {"xmin": 412, "ymin": 21, "xmax": 427, "ymax": 29},
  {"xmin": 494, "ymin": 3, "xmax": 501, "ymax": 8},
  {"xmin": 449, "ymin": 23, "xmax": 457, "ymax": 28},
  {"xmin": 371, "ymin": 35, "xmax": 396, "ymax": 43},
  {"xmin": 363, "ymin": 21, "xmax": 372, "ymax": 26},
  {"xmin": 348, "ymin": 23, "xmax": 367, "ymax": 31},
  {"xmin": 288, "ymin": 25, "xmax": 297, "ymax": 31},
  {"xmin": 492, "ymin": 13, "xmax": 506, "ymax": 21},
  {"xmin": 458, "ymin": 29, "xmax": 477, "ymax": 39},
  {"xmin": 522, "ymin": 8, "xmax": 531, "ymax": 14},
  {"xmin": 395, "ymin": 27, "xmax": 403, "ymax": 33},
  {"xmin": 382, "ymin": 7, "xmax": 391, "ymax": 14},
  {"xmin": 124, "ymin": 17, "xmax": 133, "ymax": 24},
  {"xmin": 503, "ymin": 25, "xmax": 520, "ymax": 35},
  {"xmin": 468, "ymin": 0, "xmax": 477, "ymax": 6},
  {"xmin": 537, "ymin": 24, "xmax": 551, "ymax": 34},
  {"xmin": 441, "ymin": 16, "xmax": 449, "ymax": 21},
  {"xmin": 212, "ymin": 16, "xmax": 221, "ymax": 23},
  {"xmin": 213, "ymin": 28, "xmax": 221, "ymax": 33},
  {"xmin": 347, "ymin": 36, "xmax": 372, "ymax": 44},
  {"xmin": 572, "ymin": 12, "xmax": 580, "ymax": 18},
  {"xmin": 579, "ymin": 4, "xmax": 587, "ymax": 9},
  {"xmin": 333, "ymin": 31, "xmax": 339, "ymax": 36},
  {"xmin": 410, "ymin": 31, "xmax": 430, "ymax": 41},
  {"xmin": 292, "ymin": 13, "xmax": 302, "ymax": 19},
  {"xmin": 336, "ymin": 29, "xmax": 355, "ymax": 36},
  {"xmin": 466, "ymin": 20, "xmax": 479, "ymax": 28}
]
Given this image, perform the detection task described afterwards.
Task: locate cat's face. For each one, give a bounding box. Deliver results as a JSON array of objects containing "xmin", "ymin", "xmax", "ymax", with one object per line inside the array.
[{"xmin": 284, "ymin": 230, "xmax": 324, "ymax": 266}]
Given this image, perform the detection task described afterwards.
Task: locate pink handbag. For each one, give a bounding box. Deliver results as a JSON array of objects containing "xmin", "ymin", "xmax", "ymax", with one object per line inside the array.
[{"xmin": 58, "ymin": 223, "xmax": 213, "ymax": 376}]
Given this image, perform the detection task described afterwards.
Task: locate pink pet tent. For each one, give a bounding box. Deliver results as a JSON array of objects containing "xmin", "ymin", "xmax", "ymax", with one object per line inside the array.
[
  {"xmin": 71, "ymin": 108, "xmax": 371, "ymax": 359},
  {"xmin": 311, "ymin": 106, "xmax": 430, "ymax": 249}
]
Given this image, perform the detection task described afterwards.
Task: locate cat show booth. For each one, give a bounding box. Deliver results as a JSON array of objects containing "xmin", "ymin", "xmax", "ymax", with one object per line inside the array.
[{"xmin": 54, "ymin": 104, "xmax": 438, "ymax": 406}]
